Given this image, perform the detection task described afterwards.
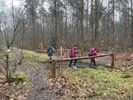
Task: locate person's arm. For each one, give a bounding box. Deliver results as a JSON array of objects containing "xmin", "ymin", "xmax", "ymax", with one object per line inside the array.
[
  {"xmin": 93, "ymin": 50, "xmax": 97, "ymax": 55},
  {"xmin": 88, "ymin": 50, "xmax": 92, "ymax": 56}
]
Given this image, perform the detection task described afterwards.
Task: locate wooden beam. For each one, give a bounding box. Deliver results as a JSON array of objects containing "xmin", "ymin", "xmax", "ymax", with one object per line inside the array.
[{"xmin": 56, "ymin": 54, "xmax": 113, "ymax": 62}]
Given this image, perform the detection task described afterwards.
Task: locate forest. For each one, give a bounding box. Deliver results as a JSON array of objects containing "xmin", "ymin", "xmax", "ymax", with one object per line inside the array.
[
  {"xmin": 0, "ymin": 0, "xmax": 133, "ymax": 100},
  {"xmin": 1, "ymin": 0, "xmax": 133, "ymax": 50}
]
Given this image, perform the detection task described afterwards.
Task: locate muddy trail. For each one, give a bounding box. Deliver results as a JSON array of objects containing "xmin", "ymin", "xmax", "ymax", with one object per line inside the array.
[{"xmin": 26, "ymin": 67, "xmax": 55, "ymax": 100}]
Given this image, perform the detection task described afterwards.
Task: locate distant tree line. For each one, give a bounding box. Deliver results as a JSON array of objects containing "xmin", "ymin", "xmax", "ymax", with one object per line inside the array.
[{"xmin": 1, "ymin": 0, "xmax": 133, "ymax": 51}]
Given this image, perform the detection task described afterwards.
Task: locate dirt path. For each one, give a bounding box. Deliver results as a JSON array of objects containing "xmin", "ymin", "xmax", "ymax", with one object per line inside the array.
[{"xmin": 26, "ymin": 67, "xmax": 55, "ymax": 100}]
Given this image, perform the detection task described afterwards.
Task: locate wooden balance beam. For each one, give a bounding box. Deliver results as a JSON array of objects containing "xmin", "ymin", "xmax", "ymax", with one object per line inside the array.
[{"xmin": 48, "ymin": 54, "xmax": 114, "ymax": 78}]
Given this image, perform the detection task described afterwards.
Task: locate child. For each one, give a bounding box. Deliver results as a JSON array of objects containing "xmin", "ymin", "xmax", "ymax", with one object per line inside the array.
[
  {"xmin": 69, "ymin": 47, "xmax": 77, "ymax": 68},
  {"xmin": 88, "ymin": 48, "xmax": 97, "ymax": 67},
  {"xmin": 47, "ymin": 45, "xmax": 54, "ymax": 60}
]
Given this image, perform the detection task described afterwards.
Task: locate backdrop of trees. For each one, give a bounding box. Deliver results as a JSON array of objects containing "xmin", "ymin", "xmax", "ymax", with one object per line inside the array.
[{"xmin": 0, "ymin": 0, "xmax": 133, "ymax": 51}]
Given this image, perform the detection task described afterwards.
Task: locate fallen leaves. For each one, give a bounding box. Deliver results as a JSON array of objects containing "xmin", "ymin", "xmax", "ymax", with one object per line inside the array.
[
  {"xmin": 0, "ymin": 81, "xmax": 32, "ymax": 100},
  {"xmin": 46, "ymin": 74, "xmax": 78, "ymax": 98},
  {"xmin": 46, "ymin": 67, "xmax": 133, "ymax": 99}
]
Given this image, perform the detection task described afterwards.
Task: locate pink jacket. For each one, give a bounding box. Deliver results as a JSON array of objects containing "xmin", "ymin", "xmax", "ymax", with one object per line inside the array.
[
  {"xmin": 69, "ymin": 47, "xmax": 77, "ymax": 58},
  {"xmin": 88, "ymin": 48, "xmax": 97, "ymax": 56}
]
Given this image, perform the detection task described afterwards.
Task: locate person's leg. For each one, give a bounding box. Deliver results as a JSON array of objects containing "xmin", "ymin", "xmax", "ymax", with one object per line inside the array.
[
  {"xmin": 89, "ymin": 58, "xmax": 93, "ymax": 67},
  {"xmin": 74, "ymin": 59, "xmax": 77, "ymax": 66},
  {"xmin": 50, "ymin": 56, "xmax": 52, "ymax": 60},
  {"xmin": 92, "ymin": 58, "xmax": 96, "ymax": 67},
  {"xmin": 69, "ymin": 60, "xmax": 73, "ymax": 67},
  {"xmin": 93, "ymin": 59, "xmax": 96, "ymax": 66}
]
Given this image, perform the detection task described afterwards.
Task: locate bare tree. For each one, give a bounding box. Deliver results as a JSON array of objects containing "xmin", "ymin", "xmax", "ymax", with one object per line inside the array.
[{"xmin": 0, "ymin": 1, "xmax": 30, "ymax": 82}]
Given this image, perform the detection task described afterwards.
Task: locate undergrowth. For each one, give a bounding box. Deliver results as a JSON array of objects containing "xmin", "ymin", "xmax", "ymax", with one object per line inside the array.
[{"xmin": 63, "ymin": 67, "xmax": 133, "ymax": 99}]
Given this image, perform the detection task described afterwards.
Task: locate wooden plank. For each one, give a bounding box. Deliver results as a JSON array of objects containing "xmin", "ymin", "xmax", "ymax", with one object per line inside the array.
[{"xmin": 56, "ymin": 54, "xmax": 113, "ymax": 62}]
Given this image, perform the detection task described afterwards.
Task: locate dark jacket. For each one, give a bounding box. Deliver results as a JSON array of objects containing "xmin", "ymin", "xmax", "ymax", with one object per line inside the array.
[{"xmin": 47, "ymin": 46, "xmax": 54, "ymax": 57}]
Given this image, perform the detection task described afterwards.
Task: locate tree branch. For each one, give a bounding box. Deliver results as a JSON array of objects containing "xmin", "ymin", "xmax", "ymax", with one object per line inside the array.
[{"xmin": 0, "ymin": 69, "xmax": 6, "ymax": 78}]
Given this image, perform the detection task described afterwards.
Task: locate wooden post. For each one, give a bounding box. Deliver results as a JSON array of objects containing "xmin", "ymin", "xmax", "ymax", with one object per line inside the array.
[
  {"xmin": 111, "ymin": 54, "xmax": 114, "ymax": 68},
  {"xmin": 60, "ymin": 46, "xmax": 63, "ymax": 58},
  {"xmin": 49, "ymin": 60, "xmax": 56, "ymax": 78}
]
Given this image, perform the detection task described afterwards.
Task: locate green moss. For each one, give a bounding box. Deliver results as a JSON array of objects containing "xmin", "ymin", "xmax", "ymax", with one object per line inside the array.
[
  {"xmin": 23, "ymin": 50, "xmax": 49, "ymax": 63},
  {"xmin": 11, "ymin": 72, "xmax": 27, "ymax": 83}
]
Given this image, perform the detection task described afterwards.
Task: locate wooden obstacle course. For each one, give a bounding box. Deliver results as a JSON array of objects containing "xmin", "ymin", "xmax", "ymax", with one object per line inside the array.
[{"xmin": 48, "ymin": 54, "xmax": 115, "ymax": 78}]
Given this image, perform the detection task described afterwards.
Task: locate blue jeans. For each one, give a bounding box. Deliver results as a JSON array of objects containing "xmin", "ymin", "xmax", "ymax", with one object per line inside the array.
[{"xmin": 69, "ymin": 59, "xmax": 77, "ymax": 67}]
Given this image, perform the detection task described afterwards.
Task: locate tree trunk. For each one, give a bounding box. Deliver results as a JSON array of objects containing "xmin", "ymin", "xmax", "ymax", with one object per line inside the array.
[
  {"xmin": 79, "ymin": 0, "xmax": 84, "ymax": 44},
  {"xmin": 131, "ymin": 0, "xmax": 133, "ymax": 47},
  {"xmin": 107, "ymin": 0, "xmax": 110, "ymax": 48},
  {"xmin": 65, "ymin": 1, "xmax": 68, "ymax": 48},
  {"xmin": 112, "ymin": 0, "xmax": 115, "ymax": 47},
  {"xmin": 94, "ymin": 0, "xmax": 100, "ymax": 47},
  {"xmin": 90, "ymin": 0, "xmax": 94, "ymax": 46}
]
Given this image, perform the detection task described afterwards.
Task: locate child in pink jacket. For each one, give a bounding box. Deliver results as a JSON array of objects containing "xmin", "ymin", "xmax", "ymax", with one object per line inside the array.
[
  {"xmin": 88, "ymin": 48, "xmax": 97, "ymax": 67},
  {"xmin": 69, "ymin": 47, "xmax": 77, "ymax": 67}
]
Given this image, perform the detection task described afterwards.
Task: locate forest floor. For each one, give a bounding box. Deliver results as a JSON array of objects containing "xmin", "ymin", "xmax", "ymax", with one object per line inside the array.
[{"xmin": 0, "ymin": 50, "xmax": 133, "ymax": 100}]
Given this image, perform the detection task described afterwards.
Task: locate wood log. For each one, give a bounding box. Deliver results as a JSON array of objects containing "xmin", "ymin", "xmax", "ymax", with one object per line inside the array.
[{"xmin": 56, "ymin": 54, "xmax": 113, "ymax": 62}]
